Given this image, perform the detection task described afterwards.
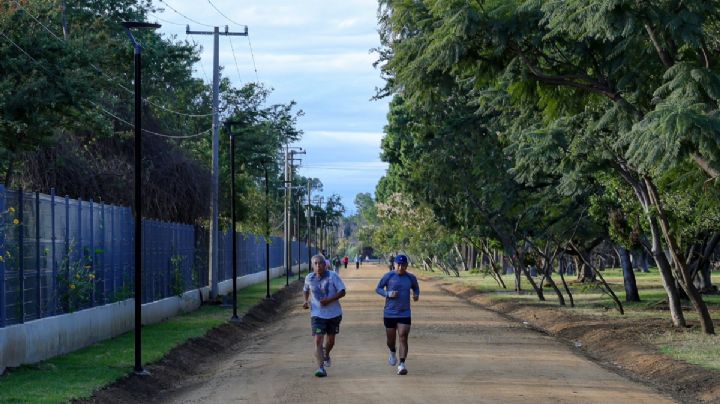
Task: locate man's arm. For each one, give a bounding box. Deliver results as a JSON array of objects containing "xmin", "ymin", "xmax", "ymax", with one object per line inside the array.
[
  {"xmin": 303, "ymin": 290, "xmax": 310, "ymax": 309},
  {"xmin": 412, "ymin": 276, "xmax": 420, "ymax": 301},
  {"xmin": 320, "ymin": 289, "xmax": 346, "ymax": 305},
  {"xmin": 375, "ymin": 274, "xmax": 389, "ymax": 297}
]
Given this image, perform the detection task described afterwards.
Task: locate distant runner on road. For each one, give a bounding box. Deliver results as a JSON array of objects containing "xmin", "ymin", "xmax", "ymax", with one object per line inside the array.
[
  {"xmin": 375, "ymin": 254, "xmax": 419, "ymax": 375},
  {"xmin": 303, "ymin": 255, "xmax": 347, "ymax": 377}
]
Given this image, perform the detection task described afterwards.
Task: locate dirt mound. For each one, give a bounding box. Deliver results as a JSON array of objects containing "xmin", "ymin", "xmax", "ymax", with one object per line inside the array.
[
  {"xmin": 435, "ymin": 280, "xmax": 720, "ymax": 404},
  {"xmin": 76, "ymin": 281, "xmax": 303, "ymax": 404}
]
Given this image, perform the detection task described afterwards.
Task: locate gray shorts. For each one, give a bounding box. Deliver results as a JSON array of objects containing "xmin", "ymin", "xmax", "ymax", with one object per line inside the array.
[{"xmin": 311, "ymin": 315, "xmax": 342, "ymax": 336}]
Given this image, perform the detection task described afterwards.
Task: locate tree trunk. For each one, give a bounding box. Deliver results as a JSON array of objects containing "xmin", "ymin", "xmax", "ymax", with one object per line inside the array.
[
  {"xmin": 615, "ymin": 161, "xmax": 686, "ymax": 327},
  {"xmin": 644, "ymin": 177, "xmax": 714, "ymax": 334},
  {"xmin": 572, "ymin": 243, "xmax": 624, "ymax": 314},
  {"xmin": 559, "ymin": 258, "xmax": 575, "ymax": 307},
  {"xmin": 454, "ymin": 244, "xmax": 469, "ymax": 272},
  {"xmin": 615, "ymin": 245, "xmax": 640, "ymax": 302},
  {"xmin": 515, "ymin": 250, "xmax": 544, "ymax": 300},
  {"xmin": 482, "ymin": 244, "xmax": 507, "ymax": 289},
  {"xmin": 4, "ymin": 156, "xmax": 14, "ymax": 187},
  {"xmin": 543, "ymin": 259, "xmax": 565, "ymax": 306}
]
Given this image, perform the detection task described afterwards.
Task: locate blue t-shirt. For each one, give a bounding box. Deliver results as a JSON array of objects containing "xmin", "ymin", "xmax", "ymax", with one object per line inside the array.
[
  {"xmin": 375, "ymin": 271, "xmax": 420, "ymax": 318},
  {"xmin": 304, "ymin": 270, "xmax": 346, "ymax": 319}
]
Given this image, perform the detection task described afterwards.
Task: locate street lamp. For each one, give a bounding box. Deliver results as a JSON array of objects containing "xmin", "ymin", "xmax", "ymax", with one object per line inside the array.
[
  {"xmin": 224, "ymin": 120, "xmax": 242, "ymax": 323},
  {"xmin": 121, "ymin": 20, "xmax": 161, "ymax": 376}
]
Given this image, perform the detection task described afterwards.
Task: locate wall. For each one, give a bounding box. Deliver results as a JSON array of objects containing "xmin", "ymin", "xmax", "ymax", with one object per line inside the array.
[{"xmin": 0, "ymin": 263, "xmax": 308, "ymax": 375}]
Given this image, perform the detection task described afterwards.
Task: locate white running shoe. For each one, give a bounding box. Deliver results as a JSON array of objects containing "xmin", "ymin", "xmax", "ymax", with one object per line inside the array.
[
  {"xmin": 397, "ymin": 362, "xmax": 407, "ymax": 375},
  {"xmin": 388, "ymin": 352, "xmax": 397, "ymax": 366}
]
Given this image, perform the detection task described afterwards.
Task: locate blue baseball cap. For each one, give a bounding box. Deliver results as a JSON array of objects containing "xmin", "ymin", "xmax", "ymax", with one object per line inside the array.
[{"xmin": 395, "ymin": 255, "xmax": 408, "ymax": 264}]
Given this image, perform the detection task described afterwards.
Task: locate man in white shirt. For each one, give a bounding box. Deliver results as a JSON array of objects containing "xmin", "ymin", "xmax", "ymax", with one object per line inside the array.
[{"xmin": 303, "ymin": 254, "xmax": 347, "ymax": 377}]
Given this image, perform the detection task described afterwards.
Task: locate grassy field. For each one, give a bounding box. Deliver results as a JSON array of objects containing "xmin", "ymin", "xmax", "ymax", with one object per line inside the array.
[
  {"xmin": 420, "ymin": 267, "xmax": 720, "ymax": 370},
  {"xmin": 0, "ymin": 271, "xmax": 306, "ymax": 403}
]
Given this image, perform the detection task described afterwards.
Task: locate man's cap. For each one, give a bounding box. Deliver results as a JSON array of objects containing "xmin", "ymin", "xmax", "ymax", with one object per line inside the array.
[{"xmin": 395, "ymin": 255, "xmax": 408, "ymax": 264}]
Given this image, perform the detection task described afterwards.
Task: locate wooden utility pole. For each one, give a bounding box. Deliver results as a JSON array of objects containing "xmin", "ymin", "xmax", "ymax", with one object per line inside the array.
[{"xmin": 186, "ymin": 25, "xmax": 247, "ymax": 298}]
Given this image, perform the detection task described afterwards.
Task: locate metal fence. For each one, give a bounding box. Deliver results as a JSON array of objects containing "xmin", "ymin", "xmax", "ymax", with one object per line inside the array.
[{"xmin": 0, "ymin": 185, "xmax": 310, "ymax": 327}]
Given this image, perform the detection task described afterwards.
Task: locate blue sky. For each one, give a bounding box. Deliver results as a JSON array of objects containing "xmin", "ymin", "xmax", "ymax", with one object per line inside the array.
[{"xmin": 151, "ymin": 0, "xmax": 389, "ymax": 214}]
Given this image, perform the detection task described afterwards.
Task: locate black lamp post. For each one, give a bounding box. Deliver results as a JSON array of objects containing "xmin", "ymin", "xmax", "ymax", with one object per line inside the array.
[
  {"xmin": 121, "ymin": 20, "xmax": 161, "ymax": 376},
  {"xmin": 224, "ymin": 120, "xmax": 242, "ymax": 323},
  {"xmin": 297, "ymin": 199, "xmax": 302, "ymax": 280},
  {"xmin": 264, "ymin": 164, "xmax": 270, "ymax": 298}
]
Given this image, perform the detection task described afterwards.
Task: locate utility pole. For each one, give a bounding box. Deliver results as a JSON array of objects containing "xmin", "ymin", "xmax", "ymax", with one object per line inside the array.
[
  {"xmin": 186, "ymin": 25, "xmax": 248, "ymax": 298},
  {"xmin": 283, "ymin": 146, "xmax": 304, "ymax": 285},
  {"xmin": 288, "ymin": 154, "xmax": 304, "ymax": 278},
  {"xmin": 306, "ymin": 179, "xmax": 312, "ymax": 271}
]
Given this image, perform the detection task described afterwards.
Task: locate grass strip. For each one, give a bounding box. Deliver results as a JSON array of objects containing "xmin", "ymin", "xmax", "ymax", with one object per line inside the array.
[{"xmin": 0, "ymin": 272, "xmax": 305, "ymax": 403}]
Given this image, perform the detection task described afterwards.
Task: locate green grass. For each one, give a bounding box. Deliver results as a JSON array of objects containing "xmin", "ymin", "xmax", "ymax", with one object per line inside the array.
[
  {"xmin": 0, "ymin": 272, "xmax": 304, "ymax": 404},
  {"xmin": 645, "ymin": 330, "xmax": 720, "ymax": 371}
]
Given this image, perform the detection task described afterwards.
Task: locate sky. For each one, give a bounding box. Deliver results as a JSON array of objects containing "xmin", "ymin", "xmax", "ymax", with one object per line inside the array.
[{"xmin": 151, "ymin": 0, "xmax": 389, "ymax": 214}]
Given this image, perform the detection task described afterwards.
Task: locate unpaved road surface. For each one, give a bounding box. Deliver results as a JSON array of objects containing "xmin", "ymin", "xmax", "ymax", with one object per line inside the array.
[{"xmin": 161, "ymin": 265, "xmax": 674, "ymax": 403}]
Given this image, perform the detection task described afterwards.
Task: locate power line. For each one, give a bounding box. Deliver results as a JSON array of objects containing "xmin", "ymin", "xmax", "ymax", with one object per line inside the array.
[
  {"xmin": 247, "ymin": 35, "xmax": 260, "ymax": 83},
  {"xmin": 0, "ymin": 31, "xmax": 211, "ymax": 140},
  {"xmin": 228, "ymin": 35, "xmax": 244, "ymax": 83},
  {"xmin": 188, "ymin": 33, "xmax": 212, "ymax": 83},
  {"xmin": 148, "ymin": 13, "xmax": 187, "ymax": 27},
  {"xmin": 89, "ymin": 101, "xmax": 212, "ymax": 139},
  {"xmin": 158, "ymin": 0, "xmax": 214, "ymax": 28},
  {"xmin": 10, "ymin": 0, "xmax": 213, "ymax": 118},
  {"xmin": 206, "ymin": 0, "xmax": 247, "ymax": 28}
]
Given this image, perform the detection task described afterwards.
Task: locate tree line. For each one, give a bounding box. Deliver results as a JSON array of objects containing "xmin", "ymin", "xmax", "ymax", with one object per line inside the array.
[{"xmin": 366, "ymin": 0, "xmax": 720, "ymax": 334}]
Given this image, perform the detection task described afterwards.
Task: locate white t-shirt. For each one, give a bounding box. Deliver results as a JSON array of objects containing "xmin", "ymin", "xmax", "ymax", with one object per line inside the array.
[{"xmin": 303, "ymin": 270, "xmax": 346, "ymax": 319}]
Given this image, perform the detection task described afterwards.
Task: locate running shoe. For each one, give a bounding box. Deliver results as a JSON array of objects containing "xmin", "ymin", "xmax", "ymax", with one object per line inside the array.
[
  {"xmin": 388, "ymin": 352, "xmax": 398, "ymax": 366},
  {"xmin": 397, "ymin": 362, "xmax": 407, "ymax": 375},
  {"xmin": 314, "ymin": 367, "xmax": 327, "ymax": 377}
]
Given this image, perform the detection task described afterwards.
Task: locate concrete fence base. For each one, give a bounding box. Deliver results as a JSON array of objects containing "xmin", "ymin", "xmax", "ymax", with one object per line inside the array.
[{"xmin": 0, "ymin": 264, "xmax": 308, "ymax": 375}]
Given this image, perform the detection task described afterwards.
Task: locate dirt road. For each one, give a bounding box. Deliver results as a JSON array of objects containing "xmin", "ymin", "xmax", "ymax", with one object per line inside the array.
[{"xmin": 161, "ymin": 265, "xmax": 674, "ymax": 403}]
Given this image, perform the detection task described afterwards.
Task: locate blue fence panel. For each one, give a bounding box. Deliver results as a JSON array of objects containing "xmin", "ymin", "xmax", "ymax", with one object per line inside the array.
[{"xmin": 0, "ymin": 185, "xmax": 310, "ymax": 328}]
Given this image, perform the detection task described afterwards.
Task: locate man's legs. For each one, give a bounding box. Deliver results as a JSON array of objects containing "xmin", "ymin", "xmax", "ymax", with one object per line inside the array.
[
  {"xmin": 314, "ymin": 334, "xmax": 325, "ymax": 368},
  {"xmin": 324, "ymin": 334, "xmax": 336, "ymax": 360},
  {"xmin": 397, "ymin": 324, "xmax": 411, "ymax": 361},
  {"xmin": 385, "ymin": 326, "xmax": 398, "ymax": 365}
]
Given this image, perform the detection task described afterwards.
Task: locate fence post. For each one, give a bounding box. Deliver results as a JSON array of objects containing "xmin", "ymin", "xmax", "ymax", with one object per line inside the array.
[
  {"xmin": 0, "ymin": 184, "xmax": 6, "ymax": 327},
  {"xmin": 110, "ymin": 205, "xmax": 115, "ymax": 301},
  {"xmin": 64, "ymin": 195, "xmax": 70, "ymax": 313},
  {"xmin": 89, "ymin": 199, "xmax": 95, "ymax": 307},
  {"xmin": 50, "ymin": 188, "xmax": 56, "ymax": 314},
  {"xmin": 18, "ymin": 189, "xmax": 24, "ymax": 323},
  {"xmin": 35, "ymin": 192, "xmax": 41, "ymax": 320},
  {"xmin": 100, "ymin": 201, "xmax": 105, "ymax": 304}
]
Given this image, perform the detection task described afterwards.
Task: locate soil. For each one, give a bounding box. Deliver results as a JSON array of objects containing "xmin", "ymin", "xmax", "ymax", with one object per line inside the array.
[
  {"xmin": 433, "ymin": 278, "xmax": 720, "ymax": 404},
  {"xmin": 77, "ymin": 265, "xmax": 718, "ymax": 403}
]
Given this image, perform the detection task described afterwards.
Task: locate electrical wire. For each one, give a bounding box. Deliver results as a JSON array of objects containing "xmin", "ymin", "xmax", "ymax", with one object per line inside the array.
[
  {"xmin": 148, "ymin": 13, "xmax": 187, "ymax": 27},
  {"xmin": 206, "ymin": 0, "xmax": 247, "ymax": 28},
  {"xmin": 188, "ymin": 33, "xmax": 212, "ymax": 83},
  {"xmin": 0, "ymin": 31, "xmax": 211, "ymax": 140},
  {"xmin": 228, "ymin": 35, "xmax": 244, "ymax": 83},
  {"xmin": 10, "ymin": 0, "xmax": 213, "ymax": 118},
  {"xmin": 247, "ymin": 34, "xmax": 260, "ymax": 83},
  {"xmin": 158, "ymin": 0, "xmax": 214, "ymax": 28}
]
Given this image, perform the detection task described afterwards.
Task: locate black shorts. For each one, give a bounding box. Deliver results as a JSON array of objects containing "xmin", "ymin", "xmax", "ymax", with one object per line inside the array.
[
  {"xmin": 384, "ymin": 317, "xmax": 411, "ymax": 328},
  {"xmin": 311, "ymin": 315, "xmax": 342, "ymax": 336}
]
